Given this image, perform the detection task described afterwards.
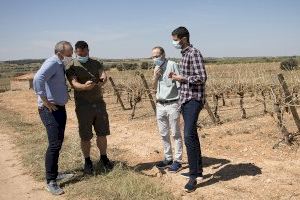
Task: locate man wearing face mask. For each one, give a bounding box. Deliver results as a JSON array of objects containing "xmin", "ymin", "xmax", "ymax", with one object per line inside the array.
[
  {"xmin": 152, "ymin": 46, "xmax": 183, "ymax": 173},
  {"xmin": 33, "ymin": 41, "xmax": 73, "ymax": 195},
  {"xmin": 66, "ymin": 41, "xmax": 113, "ymax": 175},
  {"xmin": 169, "ymin": 27, "xmax": 207, "ymax": 193}
]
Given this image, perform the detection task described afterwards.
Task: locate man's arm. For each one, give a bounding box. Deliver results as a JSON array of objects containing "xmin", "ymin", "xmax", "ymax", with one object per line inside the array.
[
  {"xmin": 152, "ymin": 66, "xmax": 161, "ymax": 90},
  {"xmin": 33, "ymin": 61, "xmax": 58, "ymax": 111},
  {"xmin": 94, "ymin": 61, "xmax": 108, "ymax": 87},
  {"xmin": 66, "ymin": 66, "xmax": 96, "ymax": 91},
  {"xmin": 172, "ymin": 62, "xmax": 181, "ymax": 88},
  {"xmin": 68, "ymin": 76, "xmax": 96, "ymax": 91},
  {"xmin": 98, "ymin": 70, "xmax": 108, "ymax": 86},
  {"xmin": 186, "ymin": 52, "xmax": 207, "ymax": 85}
]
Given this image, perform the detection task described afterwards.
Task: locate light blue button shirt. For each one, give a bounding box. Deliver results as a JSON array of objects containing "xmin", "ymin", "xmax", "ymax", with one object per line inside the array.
[
  {"xmin": 33, "ymin": 55, "xmax": 68, "ymax": 108},
  {"xmin": 155, "ymin": 60, "xmax": 180, "ymax": 101}
]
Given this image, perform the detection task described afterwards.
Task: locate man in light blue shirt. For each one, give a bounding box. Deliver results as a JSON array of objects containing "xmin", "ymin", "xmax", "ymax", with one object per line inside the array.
[
  {"xmin": 34, "ymin": 53, "xmax": 69, "ymax": 108},
  {"xmin": 33, "ymin": 41, "xmax": 73, "ymax": 196},
  {"xmin": 152, "ymin": 46, "xmax": 183, "ymax": 173}
]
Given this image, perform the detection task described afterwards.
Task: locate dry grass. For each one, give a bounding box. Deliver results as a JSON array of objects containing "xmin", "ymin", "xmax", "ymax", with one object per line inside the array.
[
  {"xmin": 0, "ymin": 105, "xmax": 175, "ymax": 200},
  {"xmin": 0, "ymin": 78, "xmax": 10, "ymax": 91}
]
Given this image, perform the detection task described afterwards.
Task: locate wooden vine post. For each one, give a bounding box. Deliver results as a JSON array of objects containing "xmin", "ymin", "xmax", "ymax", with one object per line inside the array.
[
  {"xmin": 273, "ymin": 101, "xmax": 290, "ymax": 145},
  {"xmin": 237, "ymin": 87, "xmax": 247, "ymax": 119},
  {"xmin": 261, "ymin": 89, "xmax": 268, "ymax": 114},
  {"xmin": 204, "ymin": 100, "xmax": 218, "ymax": 124},
  {"xmin": 277, "ymin": 73, "xmax": 300, "ymax": 133},
  {"xmin": 139, "ymin": 73, "xmax": 156, "ymax": 114},
  {"xmin": 108, "ymin": 77, "xmax": 126, "ymax": 110},
  {"xmin": 212, "ymin": 94, "xmax": 221, "ymax": 123}
]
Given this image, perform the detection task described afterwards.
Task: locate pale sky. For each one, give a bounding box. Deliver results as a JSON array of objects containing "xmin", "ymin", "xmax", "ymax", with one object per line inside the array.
[{"xmin": 0, "ymin": 0, "xmax": 300, "ymax": 60}]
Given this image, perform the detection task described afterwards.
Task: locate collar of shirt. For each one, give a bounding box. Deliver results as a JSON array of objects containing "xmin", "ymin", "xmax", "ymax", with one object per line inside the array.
[
  {"xmin": 181, "ymin": 44, "xmax": 193, "ymax": 56},
  {"xmin": 53, "ymin": 55, "xmax": 63, "ymax": 65},
  {"xmin": 160, "ymin": 59, "xmax": 168, "ymax": 69}
]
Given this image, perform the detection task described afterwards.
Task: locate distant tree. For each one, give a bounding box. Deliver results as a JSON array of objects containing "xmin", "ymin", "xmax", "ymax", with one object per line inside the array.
[
  {"xmin": 110, "ymin": 64, "xmax": 117, "ymax": 69},
  {"xmin": 120, "ymin": 63, "xmax": 138, "ymax": 70},
  {"xmin": 140, "ymin": 62, "xmax": 150, "ymax": 69},
  {"xmin": 116, "ymin": 64, "xmax": 124, "ymax": 71},
  {"xmin": 280, "ymin": 58, "xmax": 298, "ymax": 71}
]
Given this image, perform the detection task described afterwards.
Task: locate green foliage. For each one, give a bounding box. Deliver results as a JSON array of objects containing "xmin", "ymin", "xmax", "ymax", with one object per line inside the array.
[
  {"xmin": 280, "ymin": 58, "xmax": 299, "ymax": 71},
  {"xmin": 140, "ymin": 61, "xmax": 150, "ymax": 69}
]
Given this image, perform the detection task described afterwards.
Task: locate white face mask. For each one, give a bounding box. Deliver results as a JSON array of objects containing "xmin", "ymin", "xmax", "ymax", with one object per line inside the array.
[{"xmin": 172, "ymin": 40, "xmax": 182, "ymax": 49}]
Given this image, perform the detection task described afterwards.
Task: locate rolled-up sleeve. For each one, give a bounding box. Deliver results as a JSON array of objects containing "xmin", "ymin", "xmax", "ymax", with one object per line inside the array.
[
  {"xmin": 187, "ymin": 52, "xmax": 207, "ymax": 85},
  {"xmin": 172, "ymin": 62, "xmax": 181, "ymax": 88},
  {"xmin": 66, "ymin": 65, "xmax": 76, "ymax": 82},
  {"xmin": 33, "ymin": 61, "xmax": 57, "ymax": 97}
]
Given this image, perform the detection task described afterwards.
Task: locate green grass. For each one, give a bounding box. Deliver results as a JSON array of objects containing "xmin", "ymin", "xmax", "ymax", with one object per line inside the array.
[{"xmin": 0, "ymin": 106, "xmax": 176, "ymax": 200}]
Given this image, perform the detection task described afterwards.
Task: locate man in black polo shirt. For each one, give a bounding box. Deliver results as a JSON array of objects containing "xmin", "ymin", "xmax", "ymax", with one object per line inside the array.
[{"xmin": 66, "ymin": 41, "xmax": 113, "ymax": 174}]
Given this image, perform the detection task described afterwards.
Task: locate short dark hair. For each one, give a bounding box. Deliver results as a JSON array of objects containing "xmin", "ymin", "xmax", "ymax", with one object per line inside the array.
[
  {"xmin": 152, "ymin": 46, "xmax": 165, "ymax": 56},
  {"xmin": 75, "ymin": 41, "xmax": 89, "ymax": 50},
  {"xmin": 172, "ymin": 26, "xmax": 190, "ymax": 43}
]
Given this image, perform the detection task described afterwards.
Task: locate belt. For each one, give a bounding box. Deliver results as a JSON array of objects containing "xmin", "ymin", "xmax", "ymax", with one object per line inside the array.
[
  {"xmin": 156, "ymin": 99, "xmax": 178, "ymax": 104},
  {"xmin": 38, "ymin": 105, "xmax": 65, "ymax": 110}
]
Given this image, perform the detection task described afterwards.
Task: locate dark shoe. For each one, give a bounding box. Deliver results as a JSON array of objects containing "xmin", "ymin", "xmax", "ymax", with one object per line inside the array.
[
  {"xmin": 47, "ymin": 180, "xmax": 64, "ymax": 195},
  {"xmin": 84, "ymin": 160, "xmax": 94, "ymax": 175},
  {"xmin": 181, "ymin": 172, "xmax": 203, "ymax": 181},
  {"xmin": 155, "ymin": 160, "xmax": 173, "ymax": 169},
  {"xmin": 100, "ymin": 157, "xmax": 114, "ymax": 171},
  {"xmin": 184, "ymin": 178, "xmax": 197, "ymax": 193},
  {"xmin": 168, "ymin": 161, "xmax": 182, "ymax": 173}
]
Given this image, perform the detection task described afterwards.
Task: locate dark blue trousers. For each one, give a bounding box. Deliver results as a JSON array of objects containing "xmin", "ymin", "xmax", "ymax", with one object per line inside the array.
[
  {"xmin": 38, "ymin": 105, "xmax": 66, "ymax": 183},
  {"xmin": 181, "ymin": 99, "xmax": 204, "ymax": 179}
]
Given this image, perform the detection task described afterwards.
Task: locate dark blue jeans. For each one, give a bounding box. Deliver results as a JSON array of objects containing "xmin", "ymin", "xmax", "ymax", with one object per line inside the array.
[
  {"xmin": 38, "ymin": 105, "xmax": 66, "ymax": 183},
  {"xmin": 181, "ymin": 99, "xmax": 204, "ymax": 179}
]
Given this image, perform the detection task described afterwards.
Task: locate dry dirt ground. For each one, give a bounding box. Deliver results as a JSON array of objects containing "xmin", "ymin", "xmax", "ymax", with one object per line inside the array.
[
  {"xmin": 0, "ymin": 90, "xmax": 300, "ymax": 200},
  {"xmin": 0, "ymin": 120, "xmax": 64, "ymax": 200}
]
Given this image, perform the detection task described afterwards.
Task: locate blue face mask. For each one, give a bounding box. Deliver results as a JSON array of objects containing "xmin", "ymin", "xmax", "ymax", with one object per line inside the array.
[
  {"xmin": 77, "ymin": 56, "xmax": 89, "ymax": 63},
  {"xmin": 153, "ymin": 57, "xmax": 165, "ymax": 67},
  {"xmin": 172, "ymin": 40, "xmax": 182, "ymax": 49}
]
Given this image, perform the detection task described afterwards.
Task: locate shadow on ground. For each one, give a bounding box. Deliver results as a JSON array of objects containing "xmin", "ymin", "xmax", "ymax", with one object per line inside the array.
[{"xmin": 198, "ymin": 163, "xmax": 262, "ymax": 188}]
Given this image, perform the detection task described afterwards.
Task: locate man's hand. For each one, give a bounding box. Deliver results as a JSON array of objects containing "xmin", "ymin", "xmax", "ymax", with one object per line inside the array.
[
  {"xmin": 153, "ymin": 68, "xmax": 162, "ymax": 80},
  {"xmin": 84, "ymin": 80, "xmax": 96, "ymax": 90},
  {"xmin": 97, "ymin": 72, "xmax": 108, "ymax": 87},
  {"xmin": 169, "ymin": 72, "xmax": 187, "ymax": 83},
  {"xmin": 41, "ymin": 98, "xmax": 57, "ymax": 112},
  {"xmin": 97, "ymin": 71, "xmax": 107, "ymax": 87}
]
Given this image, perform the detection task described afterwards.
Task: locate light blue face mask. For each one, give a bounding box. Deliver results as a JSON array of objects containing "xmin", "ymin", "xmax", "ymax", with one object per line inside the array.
[
  {"xmin": 77, "ymin": 56, "xmax": 89, "ymax": 63},
  {"xmin": 153, "ymin": 57, "xmax": 165, "ymax": 67},
  {"xmin": 172, "ymin": 40, "xmax": 182, "ymax": 49}
]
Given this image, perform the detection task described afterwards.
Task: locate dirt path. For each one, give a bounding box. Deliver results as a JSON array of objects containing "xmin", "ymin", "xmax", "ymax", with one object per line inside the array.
[{"xmin": 0, "ymin": 127, "xmax": 63, "ymax": 200}]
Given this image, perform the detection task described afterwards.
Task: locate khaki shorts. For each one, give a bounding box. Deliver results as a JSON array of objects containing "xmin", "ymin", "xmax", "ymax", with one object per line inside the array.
[{"xmin": 75, "ymin": 102, "xmax": 110, "ymax": 141}]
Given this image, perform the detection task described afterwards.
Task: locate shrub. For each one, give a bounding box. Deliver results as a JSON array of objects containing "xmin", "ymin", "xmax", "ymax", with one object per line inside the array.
[
  {"xmin": 140, "ymin": 62, "xmax": 150, "ymax": 69},
  {"xmin": 280, "ymin": 58, "xmax": 298, "ymax": 71}
]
